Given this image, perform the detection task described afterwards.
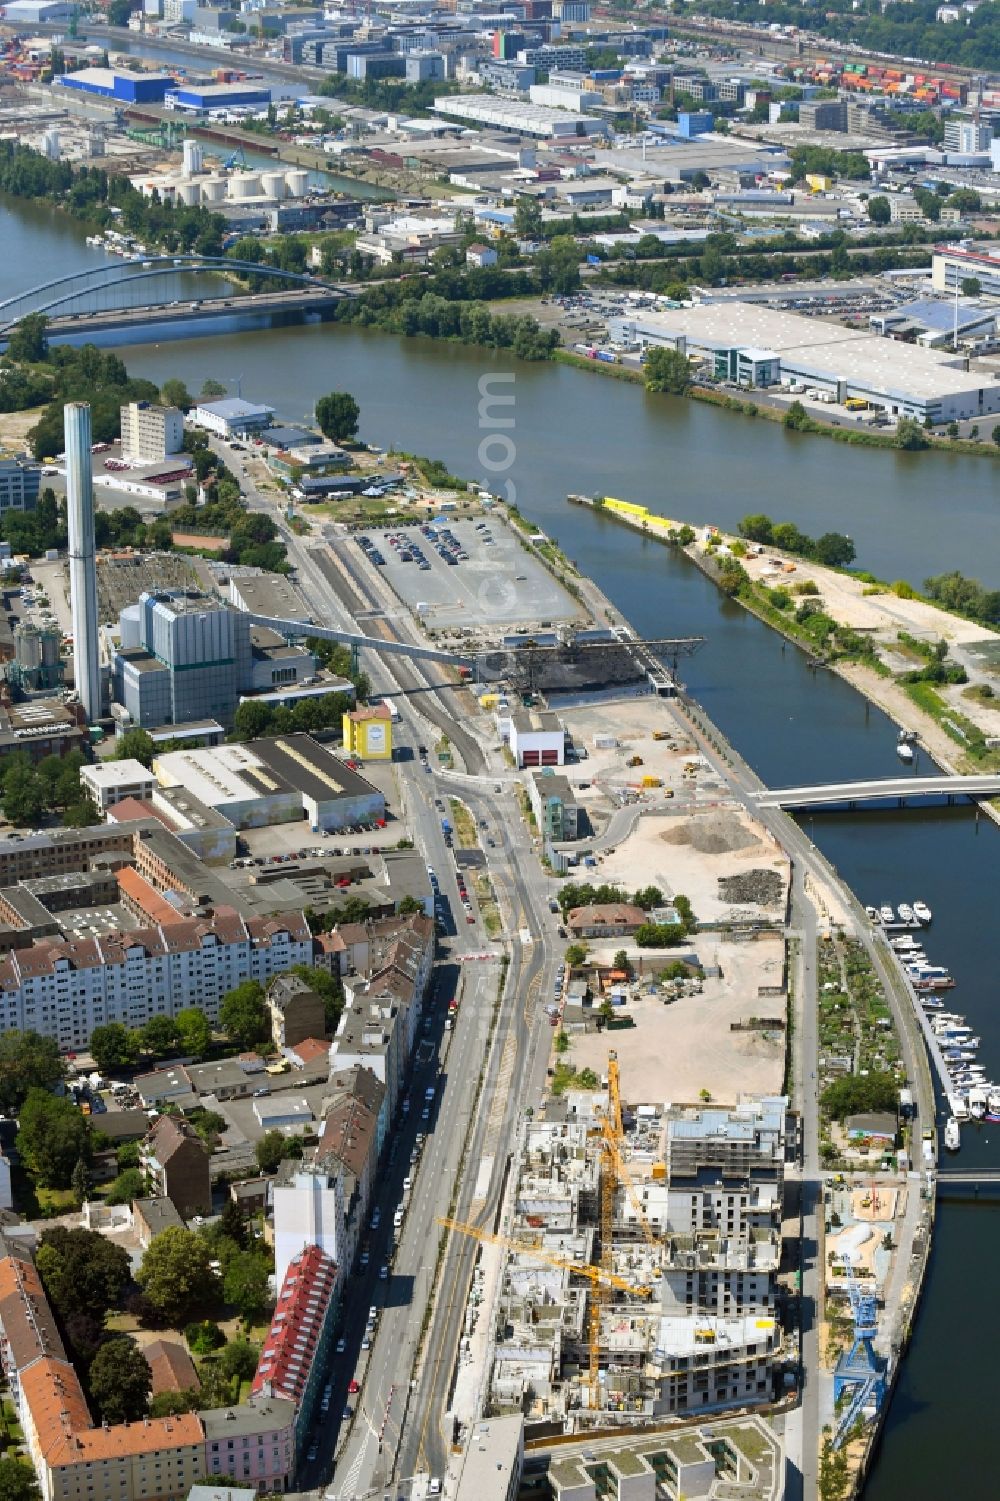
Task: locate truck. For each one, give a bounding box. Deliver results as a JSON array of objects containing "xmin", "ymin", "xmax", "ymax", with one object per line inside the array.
[
  {"xmin": 383, "ymin": 697, "xmax": 401, "ymax": 723},
  {"xmin": 441, "ymin": 818, "xmax": 451, "ymax": 835},
  {"xmin": 898, "ymin": 1087, "xmax": 914, "ymax": 1119}
]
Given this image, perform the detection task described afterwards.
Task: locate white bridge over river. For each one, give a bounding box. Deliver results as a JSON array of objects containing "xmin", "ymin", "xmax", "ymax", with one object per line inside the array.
[{"xmin": 755, "ymin": 773, "xmax": 1000, "ymax": 811}]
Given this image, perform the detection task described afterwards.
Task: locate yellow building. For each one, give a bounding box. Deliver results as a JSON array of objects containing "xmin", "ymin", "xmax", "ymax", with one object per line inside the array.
[{"xmin": 342, "ymin": 704, "xmax": 393, "ymax": 761}]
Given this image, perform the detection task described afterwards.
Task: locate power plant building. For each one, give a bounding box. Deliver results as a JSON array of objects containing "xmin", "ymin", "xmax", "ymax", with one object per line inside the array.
[{"xmin": 113, "ymin": 592, "xmax": 317, "ymax": 729}]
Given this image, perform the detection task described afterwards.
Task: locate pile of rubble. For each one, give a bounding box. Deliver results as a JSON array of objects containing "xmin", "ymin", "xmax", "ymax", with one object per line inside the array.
[{"xmin": 718, "ymin": 868, "xmax": 785, "ymax": 907}]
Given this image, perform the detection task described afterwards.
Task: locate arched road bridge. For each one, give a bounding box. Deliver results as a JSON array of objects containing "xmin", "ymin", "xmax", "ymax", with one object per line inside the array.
[
  {"xmin": 755, "ymin": 773, "xmax": 1000, "ymax": 811},
  {"xmin": 0, "ymin": 255, "xmax": 348, "ymax": 337}
]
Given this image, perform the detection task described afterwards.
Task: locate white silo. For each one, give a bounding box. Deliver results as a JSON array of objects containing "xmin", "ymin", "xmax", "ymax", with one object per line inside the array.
[
  {"xmin": 64, "ymin": 403, "xmax": 101, "ymax": 725},
  {"xmin": 177, "ymin": 180, "xmax": 201, "ymax": 207},
  {"xmin": 285, "ymin": 170, "xmax": 309, "ymax": 198},
  {"xmin": 227, "ymin": 172, "xmax": 262, "ymax": 200},
  {"xmin": 182, "ymin": 138, "xmax": 203, "ymax": 177},
  {"xmin": 261, "ymin": 171, "xmax": 286, "ymax": 200},
  {"xmin": 42, "ymin": 128, "xmax": 60, "ymax": 160},
  {"xmin": 200, "ymin": 176, "xmax": 227, "ymax": 203}
]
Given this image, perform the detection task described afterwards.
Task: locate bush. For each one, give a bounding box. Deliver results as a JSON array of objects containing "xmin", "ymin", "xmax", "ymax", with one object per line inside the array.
[{"xmin": 185, "ymin": 1320, "xmax": 225, "ymax": 1355}]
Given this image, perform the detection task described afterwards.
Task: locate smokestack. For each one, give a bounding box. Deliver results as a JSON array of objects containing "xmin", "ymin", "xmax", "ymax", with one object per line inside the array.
[{"xmin": 64, "ymin": 402, "xmax": 101, "ymax": 724}]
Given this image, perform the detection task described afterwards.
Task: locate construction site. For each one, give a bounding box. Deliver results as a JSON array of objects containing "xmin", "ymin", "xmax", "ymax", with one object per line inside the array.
[{"xmin": 443, "ymin": 1058, "xmax": 792, "ymax": 1440}]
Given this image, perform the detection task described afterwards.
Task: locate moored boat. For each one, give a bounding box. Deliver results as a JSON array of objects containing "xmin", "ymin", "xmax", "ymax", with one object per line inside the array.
[
  {"xmin": 913, "ymin": 901, "xmax": 932, "ymax": 924},
  {"xmin": 945, "ymin": 1117, "xmax": 961, "ymax": 1151}
]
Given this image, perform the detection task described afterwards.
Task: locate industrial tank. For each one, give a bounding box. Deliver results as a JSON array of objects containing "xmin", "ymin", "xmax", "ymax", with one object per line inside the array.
[
  {"xmin": 14, "ymin": 624, "xmax": 42, "ymax": 673},
  {"xmin": 182, "ymin": 138, "xmax": 203, "ymax": 177},
  {"xmin": 261, "ymin": 171, "xmax": 286, "ymax": 200},
  {"xmin": 285, "ymin": 170, "xmax": 309, "ymax": 198},
  {"xmin": 177, "ymin": 180, "xmax": 201, "ymax": 207},
  {"xmin": 227, "ymin": 172, "xmax": 262, "ymax": 200},
  {"xmin": 200, "ymin": 176, "xmax": 227, "ymax": 203}
]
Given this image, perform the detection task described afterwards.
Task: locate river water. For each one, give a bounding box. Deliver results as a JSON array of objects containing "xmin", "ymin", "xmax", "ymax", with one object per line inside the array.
[{"xmin": 7, "ymin": 192, "xmax": 1000, "ymax": 1496}]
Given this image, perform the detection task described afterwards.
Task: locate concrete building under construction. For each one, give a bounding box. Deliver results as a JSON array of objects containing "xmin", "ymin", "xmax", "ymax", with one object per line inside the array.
[{"xmin": 466, "ymin": 1071, "xmax": 790, "ymax": 1430}]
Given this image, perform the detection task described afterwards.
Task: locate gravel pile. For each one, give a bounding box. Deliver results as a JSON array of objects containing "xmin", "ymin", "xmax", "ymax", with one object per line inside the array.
[
  {"xmin": 718, "ymin": 869, "xmax": 785, "ymax": 907},
  {"xmin": 662, "ymin": 811, "xmax": 757, "ymax": 856}
]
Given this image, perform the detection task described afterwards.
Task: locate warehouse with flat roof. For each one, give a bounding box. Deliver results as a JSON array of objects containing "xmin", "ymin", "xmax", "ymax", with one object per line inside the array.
[
  {"xmin": 153, "ymin": 734, "xmax": 385, "ymax": 831},
  {"xmin": 57, "ymin": 67, "xmax": 172, "ymax": 103},
  {"xmin": 609, "ymin": 300, "xmax": 1000, "ymax": 423}
]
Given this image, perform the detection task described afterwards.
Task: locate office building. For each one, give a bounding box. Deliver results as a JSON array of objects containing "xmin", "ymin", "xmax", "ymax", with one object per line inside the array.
[
  {"xmin": 943, "ymin": 116, "xmax": 992, "ymax": 153},
  {"xmin": 0, "ymin": 456, "xmax": 40, "ymax": 513},
  {"xmin": 798, "ymin": 98, "xmax": 847, "ymax": 131},
  {"xmin": 120, "ymin": 402, "xmax": 185, "ymax": 464},
  {"xmin": 528, "ymin": 770, "xmax": 581, "ymax": 841},
  {"xmin": 80, "ymin": 758, "xmax": 155, "ymax": 812}
]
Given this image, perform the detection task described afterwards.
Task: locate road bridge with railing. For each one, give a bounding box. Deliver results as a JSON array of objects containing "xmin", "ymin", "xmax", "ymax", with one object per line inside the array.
[{"xmin": 754, "ymin": 773, "xmax": 1000, "ymax": 811}]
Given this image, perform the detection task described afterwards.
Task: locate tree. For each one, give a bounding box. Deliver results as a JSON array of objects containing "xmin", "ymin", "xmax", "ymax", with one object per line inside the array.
[
  {"xmin": 149, "ymin": 1390, "xmax": 199, "ymax": 1418},
  {"xmin": 961, "ymin": 276, "xmax": 982, "ymax": 297},
  {"xmin": 738, "ymin": 513, "xmax": 774, "ymax": 544},
  {"xmin": 114, "ymin": 729, "xmax": 155, "ymax": 769},
  {"xmin": 812, "ymin": 532, "xmax": 856, "ymax": 568},
  {"xmin": 17, "ymin": 1089, "xmax": 89, "ymax": 1188},
  {"xmin": 314, "ymin": 391, "xmax": 360, "ymax": 443},
  {"xmin": 137, "ymin": 1227, "xmax": 221, "ymax": 1324},
  {"xmin": 643, "ymin": 345, "xmax": 691, "ymax": 395},
  {"xmin": 71, "ymin": 1156, "xmax": 90, "ymax": 1205},
  {"xmin": 3, "ymin": 762, "xmax": 43, "ymax": 827},
  {"xmin": 217, "ymin": 1337, "xmax": 260, "ymax": 1383},
  {"xmin": 200, "ymin": 378, "xmax": 228, "ymax": 398},
  {"xmin": 783, "ymin": 400, "xmax": 810, "ymax": 432},
  {"xmin": 612, "ymin": 949, "xmax": 632, "ymax": 977},
  {"xmin": 564, "ymin": 944, "xmax": 587, "ymax": 967},
  {"xmin": 105, "ymin": 1168, "xmax": 145, "ymax": 1206},
  {"xmin": 993, "ymin": 424, "xmax": 1000, "ymax": 449},
  {"xmin": 218, "ymin": 1198, "xmax": 247, "ymax": 1249},
  {"xmin": 821, "ymin": 1071, "xmax": 899, "ymax": 1121},
  {"xmin": 222, "ymin": 1249, "xmax": 271, "ymax": 1320},
  {"xmin": 0, "ymin": 1460, "xmax": 41, "ymax": 1501},
  {"xmin": 895, "ymin": 417, "xmax": 929, "ymax": 451},
  {"xmin": 90, "ymin": 1022, "xmax": 140, "ymax": 1074},
  {"xmin": 88, "ymin": 1337, "xmax": 151, "ymax": 1425},
  {"xmin": 512, "ymin": 196, "xmax": 543, "ymax": 239},
  {"xmin": 232, "ymin": 699, "xmax": 274, "ymax": 743},
  {"xmin": 866, "ymin": 195, "xmax": 891, "ymax": 225},
  {"xmin": 0, "ymin": 1030, "xmax": 63, "ymax": 1113},
  {"xmin": 36, "ymin": 1227, "xmax": 131, "ymax": 1324},
  {"xmin": 175, "ymin": 1007, "xmax": 212, "ymax": 1059},
  {"xmin": 160, "ymin": 379, "xmax": 193, "ymax": 412},
  {"xmin": 7, "ymin": 314, "xmax": 49, "ymax": 364},
  {"xmin": 219, "ymin": 981, "xmax": 269, "ymax": 1049},
  {"xmin": 256, "ymin": 1130, "xmax": 302, "ymax": 1175},
  {"xmin": 141, "ymin": 1014, "xmax": 180, "ymax": 1057}
]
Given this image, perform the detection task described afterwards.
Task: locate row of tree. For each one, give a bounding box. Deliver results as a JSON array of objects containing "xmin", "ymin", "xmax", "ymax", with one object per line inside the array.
[
  {"xmin": 737, "ymin": 513, "xmax": 857, "ymax": 568},
  {"xmin": 0, "ymin": 749, "xmax": 91, "ymax": 829}
]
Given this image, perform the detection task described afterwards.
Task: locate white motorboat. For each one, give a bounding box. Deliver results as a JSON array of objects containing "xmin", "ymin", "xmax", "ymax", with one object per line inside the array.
[
  {"xmin": 898, "ymin": 902, "xmax": 915, "ymax": 924},
  {"xmin": 969, "ymin": 1087, "xmax": 988, "ymax": 1121},
  {"xmin": 913, "ymin": 901, "xmax": 932, "ymax": 924},
  {"xmin": 989, "ymin": 1091, "xmax": 1000, "ymax": 1116},
  {"xmin": 945, "ymin": 1117, "xmax": 961, "ymax": 1151},
  {"xmin": 897, "ymin": 740, "xmax": 915, "ymax": 763},
  {"xmin": 865, "ymin": 906, "xmax": 878, "ymax": 921},
  {"xmin": 880, "ymin": 904, "xmax": 895, "ymax": 924},
  {"xmin": 948, "ymin": 1093, "xmax": 969, "ymax": 1121}
]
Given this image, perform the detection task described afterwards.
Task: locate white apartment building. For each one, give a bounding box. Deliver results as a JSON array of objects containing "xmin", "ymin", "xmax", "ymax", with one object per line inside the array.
[
  {"xmin": 0, "ymin": 909, "xmax": 311, "ymax": 1051},
  {"xmin": 119, "ymin": 402, "xmax": 185, "ymax": 464},
  {"xmin": 272, "ymin": 1167, "xmax": 346, "ymax": 1292}
]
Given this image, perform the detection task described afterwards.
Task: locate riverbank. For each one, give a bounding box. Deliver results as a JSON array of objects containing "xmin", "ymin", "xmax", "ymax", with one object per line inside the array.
[{"xmin": 567, "ymin": 494, "xmax": 1000, "ymax": 777}]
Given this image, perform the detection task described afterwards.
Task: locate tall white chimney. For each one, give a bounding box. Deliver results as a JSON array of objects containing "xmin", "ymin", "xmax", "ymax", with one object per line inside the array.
[{"xmin": 64, "ymin": 402, "xmax": 101, "ymax": 724}]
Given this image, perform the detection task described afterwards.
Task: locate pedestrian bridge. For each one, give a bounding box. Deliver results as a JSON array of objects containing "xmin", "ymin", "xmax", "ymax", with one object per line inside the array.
[{"xmin": 755, "ymin": 773, "xmax": 1000, "ymax": 812}]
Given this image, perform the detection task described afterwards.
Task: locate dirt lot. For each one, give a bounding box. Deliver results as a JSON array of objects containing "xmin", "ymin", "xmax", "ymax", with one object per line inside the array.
[
  {"xmin": 596, "ymin": 807, "xmax": 790, "ymax": 924},
  {"xmin": 567, "ymin": 930, "xmax": 787, "ymax": 1104}
]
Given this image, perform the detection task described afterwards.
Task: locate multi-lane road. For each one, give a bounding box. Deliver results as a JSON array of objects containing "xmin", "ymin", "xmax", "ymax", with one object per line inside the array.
[{"xmin": 217, "ymin": 454, "xmax": 561, "ymax": 1498}]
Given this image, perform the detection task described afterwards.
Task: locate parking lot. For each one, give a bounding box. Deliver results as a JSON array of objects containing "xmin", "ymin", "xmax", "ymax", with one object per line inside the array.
[{"xmin": 354, "ymin": 518, "xmax": 580, "ymax": 630}]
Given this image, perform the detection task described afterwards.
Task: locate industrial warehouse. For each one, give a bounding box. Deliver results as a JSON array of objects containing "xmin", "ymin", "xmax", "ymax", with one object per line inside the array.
[{"xmin": 608, "ymin": 302, "xmax": 1000, "ymax": 424}]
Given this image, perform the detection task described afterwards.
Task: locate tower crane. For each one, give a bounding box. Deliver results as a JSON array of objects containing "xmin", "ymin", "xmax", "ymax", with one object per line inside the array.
[{"xmin": 436, "ymin": 1216, "xmax": 652, "ymax": 1298}]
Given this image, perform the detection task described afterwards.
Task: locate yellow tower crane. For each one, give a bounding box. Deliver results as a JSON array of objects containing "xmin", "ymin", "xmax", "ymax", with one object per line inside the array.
[{"xmin": 437, "ymin": 1216, "xmax": 652, "ymax": 1297}]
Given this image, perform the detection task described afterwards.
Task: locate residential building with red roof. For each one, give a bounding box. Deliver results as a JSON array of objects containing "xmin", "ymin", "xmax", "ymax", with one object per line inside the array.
[{"xmin": 252, "ymin": 1246, "xmax": 340, "ymax": 1456}]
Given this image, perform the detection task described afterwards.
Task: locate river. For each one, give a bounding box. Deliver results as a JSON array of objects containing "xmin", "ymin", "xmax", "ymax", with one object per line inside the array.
[{"xmin": 7, "ymin": 192, "xmax": 1000, "ymax": 1498}]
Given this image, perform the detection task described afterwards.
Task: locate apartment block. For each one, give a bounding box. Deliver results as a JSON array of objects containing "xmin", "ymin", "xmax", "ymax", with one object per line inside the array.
[{"xmin": 119, "ymin": 402, "xmax": 185, "ymax": 464}]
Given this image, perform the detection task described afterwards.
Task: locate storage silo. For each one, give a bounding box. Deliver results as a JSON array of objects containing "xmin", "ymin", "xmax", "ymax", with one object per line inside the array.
[
  {"xmin": 182, "ymin": 138, "xmax": 203, "ymax": 177},
  {"xmin": 200, "ymin": 176, "xmax": 227, "ymax": 203},
  {"xmin": 285, "ymin": 170, "xmax": 309, "ymax": 198},
  {"xmin": 227, "ymin": 172, "xmax": 262, "ymax": 200},
  {"xmin": 261, "ymin": 171, "xmax": 286, "ymax": 200},
  {"xmin": 177, "ymin": 180, "xmax": 201, "ymax": 207}
]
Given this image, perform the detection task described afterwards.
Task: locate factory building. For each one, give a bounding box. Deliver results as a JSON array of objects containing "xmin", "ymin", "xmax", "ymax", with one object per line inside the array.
[
  {"xmin": 192, "ymin": 398, "xmax": 276, "ymax": 437},
  {"xmin": 610, "ymin": 301, "xmax": 1000, "ymax": 424},
  {"xmin": 342, "ymin": 704, "xmax": 393, "ymax": 761},
  {"xmin": 56, "ymin": 67, "xmax": 173, "ymax": 103},
  {"xmin": 113, "ymin": 591, "xmax": 315, "ymax": 729},
  {"xmin": 165, "ymin": 82, "xmax": 272, "ymax": 113},
  {"xmin": 431, "ymin": 94, "xmax": 609, "ymax": 138},
  {"xmin": 0, "ymin": 456, "xmax": 40, "ymax": 514},
  {"xmin": 120, "ymin": 402, "xmax": 185, "ymax": 465},
  {"xmin": 153, "ymin": 735, "xmax": 386, "ymax": 832},
  {"xmin": 80, "ymin": 758, "xmax": 155, "ymax": 813},
  {"xmin": 509, "ymin": 708, "xmax": 564, "ymax": 767}
]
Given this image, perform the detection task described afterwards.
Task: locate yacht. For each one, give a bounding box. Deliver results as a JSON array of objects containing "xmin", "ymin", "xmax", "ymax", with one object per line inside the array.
[
  {"xmin": 913, "ymin": 901, "xmax": 932, "ymax": 924},
  {"xmin": 898, "ymin": 902, "xmax": 915, "ymax": 924},
  {"xmin": 880, "ymin": 904, "xmax": 895, "ymax": 924},
  {"xmin": 969, "ymin": 1087, "xmax": 988, "ymax": 1121},
  {"xmin": 897, "ymin": 740, "xmax": 915, "ymax": 764},
  {"xmin": 865, "ymin": 906, "xmax": 879, "ymax": 922},
  {"xmin": 945, "ymin": 1117, "xmax": 961, "ymax": 1152},
  {"xmin": 989, "ymin": 1090, "xmax": 1000, "ymax": 1116},
  {"xmin": 948, "ymin": 1093, "xmax": 969, "ymax": 1121}
]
